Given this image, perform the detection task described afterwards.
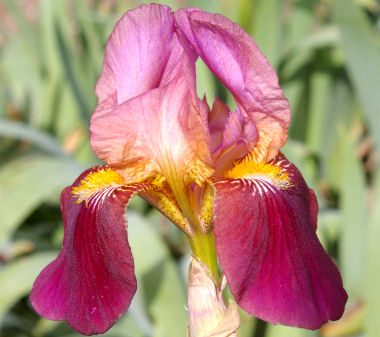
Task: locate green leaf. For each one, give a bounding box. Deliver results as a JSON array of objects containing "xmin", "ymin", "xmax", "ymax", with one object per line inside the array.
[
  {"xmin": 0, "ymin": 252, "xmax": 58, "ymax": 324},
  {"xmin": 339, "ymin": 133, "xmax": 368, "ymax": 298},
  {"xmin": 293, "ymin": 26, "xmax": 339, "ymax": 55},
  {"xmin": 0, "ymin": 156, "xmax": 85, "ymax": 245},
  {"xmin": 281, "ymin": 139, "xmax": 317, "ymax": 188},
  {"xmin": 128, "ymin": 211, "xmax": 187, "ymax": 337},
  {"xmin": 280, "ymin": 0, "xmax": 315, "ymax": 80},
  {"xmin": 266, "ymin": 324, "xmax": 317, "ymax": 337},
  {"xmin": 323, "ymin": 80, "xmax": 357, "ymax": 190},
  {"xmin": 73, "ymin": 1, "xmax": 104, "ymax": 72},
  {"xmin": 196, "ymin": 59, "xmax": 216, "ymax": 103},
  {"xmin": 365, "ymin": 170, "xmax": 380, "ymax": 336},
  {"xmin": 306, "ymin": 72, "xmax": 332, "ymax": 154},
  {"xmin": 333, "ymin": 0, "xmax": 380, "ymax": 154},
  {"xmin": 0, "ymin": 118, "xmax": 65, "ymax": 156},
  {"xmin": 251, "ymin": 0, "xmax": 283, "ymax": 69},
  {"xmin": 317, "ymin": 209, "xmax": 342, "ymax": 246}
]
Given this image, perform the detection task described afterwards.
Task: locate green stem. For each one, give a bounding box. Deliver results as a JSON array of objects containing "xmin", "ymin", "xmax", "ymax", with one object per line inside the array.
[{"xmin": 189, "ymin": 232, "xmax": 219, "ymax": 284}]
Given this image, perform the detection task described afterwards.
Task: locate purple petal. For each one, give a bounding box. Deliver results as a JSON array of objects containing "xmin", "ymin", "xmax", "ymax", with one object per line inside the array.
[
  {"xmin": 95, "ymin": 4, "xmax": 174, "ymax": 104},
  {"xmin": 30, "ymin": 166, "xmax": 150, "ymax": 335},
  {"xmin": 212, "ymin": 157, "xmax": 347, "ymax": 329},
  {"xmin": 174, "ymin": 9, "xmax": 290, "ymax": 160}
]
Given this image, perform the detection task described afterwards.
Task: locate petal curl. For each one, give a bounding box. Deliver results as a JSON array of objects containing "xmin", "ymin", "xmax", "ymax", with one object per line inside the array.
[
  {"xmin": 214, "ymin": 108, "xmax": 257, "ymax": 176},
  {"xmin": 211, "ymin": 157, "xmax": 347, "ymax": 329},
  {"xmin": 208, "ymin": 98, "xmax": 257, "ymax": 176},
  {"xmin": 174, "ymin": 9, "xmax": 290, "ymax": 160},
  {"xmin": 208, "ymin": 97, "xmax": 230, "ymax": 155},
  {"xmin": 30, "ymin": 166, "xmax": 151, "ymax": 335},
  {"xmin": 95, "ymin": 4, "xmax": 174, "ymax": 104}
]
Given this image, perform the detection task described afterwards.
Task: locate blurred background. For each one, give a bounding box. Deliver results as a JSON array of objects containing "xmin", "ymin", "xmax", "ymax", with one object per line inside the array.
[{"xmin": 0, "ymin": 0, "xmax": 379, "ymax": 336}]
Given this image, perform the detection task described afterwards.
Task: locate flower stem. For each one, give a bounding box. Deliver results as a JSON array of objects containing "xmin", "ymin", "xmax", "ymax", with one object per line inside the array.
[{"xmin": 189, "ymin": 232, "xmax": 219, "ymax": 284}]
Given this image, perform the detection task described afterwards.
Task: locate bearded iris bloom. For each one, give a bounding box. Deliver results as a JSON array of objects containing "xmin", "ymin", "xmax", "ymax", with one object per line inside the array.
[{"xmin": 30, "ymin": 4, "xmax": 347, "ymax": 335}]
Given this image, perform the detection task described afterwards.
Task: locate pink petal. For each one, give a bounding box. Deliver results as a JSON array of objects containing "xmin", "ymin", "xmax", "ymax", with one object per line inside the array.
[
  {"xmin": 174, "ymin": 9, "xmax": 290, "ymax": 160},
  {"xmin": 208, "ymin": 97, "xmax": 257, "ymax": 175},
  {"xmin": 212, "ymin": 157, "xmax": 347, "ymax": 329},
  {"xmin": 95, "ymin": 4, "xmax": 175, "ymax": 104},
  {"xmin": 90, "ymin": 35, "xmax": 213, "ymax": 185},
  {"xmin": 208, "ymin": 97, "xmax": 233, "ymax": 155},
  {"xmin": 213, "ymin": 108, "xmax": 257, "ymax": 176},
  {"xmin": 30, "ymin": 167, "xmax": 150, "ymax": 335}
]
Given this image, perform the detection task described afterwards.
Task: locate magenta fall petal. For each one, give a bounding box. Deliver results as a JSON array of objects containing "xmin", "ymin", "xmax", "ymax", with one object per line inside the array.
[
  {"xmin": 30, "ymin": 167, "xmax": 149, "ymax": 335},
  {"xmin": 212, "ymin": 157, "xmax": 348, "ymax": 329}
]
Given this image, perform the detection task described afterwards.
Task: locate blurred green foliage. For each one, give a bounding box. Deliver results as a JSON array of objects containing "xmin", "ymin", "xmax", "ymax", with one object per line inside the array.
[{"xmin": 0, "ymin": 0, "xmax": 379, "ymax": 336}]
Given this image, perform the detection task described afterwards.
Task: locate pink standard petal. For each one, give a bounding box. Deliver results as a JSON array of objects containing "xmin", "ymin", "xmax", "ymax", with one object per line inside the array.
[
  {"xmin": 30, "ymin": 167, "xmax": 150, "ymax": 335},
  {"xmin": 95, "ymin": 4, "xmax": 174, "ymax": 104},
  {"xmin": 212, "ymin": 158, "xmax": 347, "ymax": 329},
  {"xmin": 90, "ymin": 35, "xmax": 213, "ymax": 184},
  {"xmin": 174, "ymin": 9, "xmax": 290, "ymax": 159}
]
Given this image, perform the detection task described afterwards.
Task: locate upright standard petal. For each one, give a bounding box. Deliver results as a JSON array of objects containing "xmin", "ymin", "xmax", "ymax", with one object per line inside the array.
[
  {"xmin": 91, "ymin": 34, "xmax": 214, "ymax": 188},
  {"xmin": 95, "ymin": 4, "xmax": 174, "ymax": 104},
  {"xmin": 30, "ymin": 167, "xmax": 151, "ymax": 335},
  {"xmin": 211, "ymin": 157, "xmax": 347, "ymax": 329},
  {"xmin": 174, "ymin": 9, "xmax": 290, "ymax": 161}
]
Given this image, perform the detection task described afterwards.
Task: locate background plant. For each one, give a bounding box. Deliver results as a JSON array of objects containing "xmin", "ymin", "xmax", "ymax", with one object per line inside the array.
[{"xmin": 0, "ymin": 0, "xmax": 379, "ymax": 336}]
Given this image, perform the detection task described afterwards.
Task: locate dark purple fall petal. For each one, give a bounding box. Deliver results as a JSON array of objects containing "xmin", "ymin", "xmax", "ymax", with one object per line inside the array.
[
  {"xmin": 212, "ymin": 158, "xmax": 347, "ymax": 329},
  {"xmin": 30, "ymin": 167, "xmax": 150, "ymax": 335}
]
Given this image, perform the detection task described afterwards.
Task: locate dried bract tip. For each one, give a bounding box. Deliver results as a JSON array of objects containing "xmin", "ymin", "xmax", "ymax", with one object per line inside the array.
[{"xmin": 187, "ymin": 256, "xmax": 240, "ymax": 337}]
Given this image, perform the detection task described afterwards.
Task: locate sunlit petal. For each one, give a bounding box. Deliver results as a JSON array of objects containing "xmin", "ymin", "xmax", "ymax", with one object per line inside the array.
[
  {"xmin": 95, "ymin": 4, "xmax": 174, "ymax": 104},
  {"xmin": 174, "ymin": 9, "xmax": 290, "ymax": 161},
  {"xmin": 211, "ymin": 157, "xmax": 347, "ymax": 329},
  {"xmin": 91, "ymin": 34, "xmax": 213, "ymax": 195}
]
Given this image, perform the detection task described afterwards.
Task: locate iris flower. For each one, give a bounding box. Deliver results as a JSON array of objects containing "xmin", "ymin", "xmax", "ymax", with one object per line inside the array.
[{"xmin": 30, "ymin": 4, "xmax": 347, "ymax": 336}]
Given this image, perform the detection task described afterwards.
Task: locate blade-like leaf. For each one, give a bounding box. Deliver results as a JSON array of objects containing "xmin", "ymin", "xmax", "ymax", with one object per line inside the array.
[
  {"xmin": 365, "ymin": 170, "xmax": 380, "ymax": 336},
  {"xmin": 333, "ymin": 0, "xmax": 380, "ymax": 154},
  {"xmin": 339, "ymin": 134, "xmax": 367, "ymax": 298},
  {"xmin": 0, "ymin": 252, "xmax": 58, "ymax": 324},
  {"xmin": 0, "ymin": 118, "xmax": 65, "ymax": 156},
  {"xmin": 128, "ymin": 211, "xmax": 187, "ymax": 337},
  {"xmin": 251, "ymin": 0, "xmax": 283, "ymax": 69},
  {"xmin": 0, "ymin": 156, "xmax": 85, "ymax": 245},
  {"xmin": 266, "ymin": 324, "xmax": 317, "ymax": 337}
]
